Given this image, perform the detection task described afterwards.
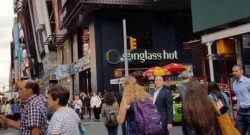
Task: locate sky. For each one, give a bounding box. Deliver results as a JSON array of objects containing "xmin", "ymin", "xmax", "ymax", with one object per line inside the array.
[{"xmin": 0, "ymin": 0, "xmax": 14, "ymax": 91}]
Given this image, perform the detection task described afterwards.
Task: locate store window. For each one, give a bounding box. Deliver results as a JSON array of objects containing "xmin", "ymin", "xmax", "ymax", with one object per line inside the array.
[{"xmin": 82, "ymin": 29, "xmax": 90, "ymax": 57}]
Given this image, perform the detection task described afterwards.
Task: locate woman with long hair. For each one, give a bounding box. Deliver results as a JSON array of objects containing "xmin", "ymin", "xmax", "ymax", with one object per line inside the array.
[
  {"xmin": 183, "ymin": 80, "xmax": 220, "ymax": 135},
  {"xmin": 117, "ymin": 76, "xmax": 152, "ymax": 135},
  {"xmin": 101, "ymin": 92, "xmax": 119, "ymax": 135}
]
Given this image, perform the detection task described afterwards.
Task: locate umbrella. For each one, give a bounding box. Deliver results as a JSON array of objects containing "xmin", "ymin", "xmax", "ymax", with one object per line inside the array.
[
  {"xmin": 143, "ymin": 66, "xmax": 171, "ymax": 77},
  {"xmin": 163, "ymin": 63, "xmax": 186, "ymax": 73}
]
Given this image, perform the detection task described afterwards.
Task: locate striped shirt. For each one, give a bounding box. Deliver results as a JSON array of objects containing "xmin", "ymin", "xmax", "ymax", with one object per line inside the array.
[
  {"xmin": 19, "ymin": 95, "xmax": 47, "ymax": 135},
  {"xmin": 48, "ymin": 106, "xmax": 80, "ymax": 135}
]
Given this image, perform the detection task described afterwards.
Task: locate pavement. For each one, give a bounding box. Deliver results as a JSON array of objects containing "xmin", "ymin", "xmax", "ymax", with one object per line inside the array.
[{"xmin": 0, "ymin": 121, "xmax": 183, "ymax": 135}]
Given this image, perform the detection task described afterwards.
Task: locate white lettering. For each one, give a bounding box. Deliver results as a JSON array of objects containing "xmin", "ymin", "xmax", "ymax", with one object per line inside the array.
[
  {"xmin": 111, "ymin": 50, "xmax": 179, "ymax": 63},
  {"xmin": 163, "ymin": 50, "xmax": 178, "ymax": 59},
  {"xmin": 129, "ymin": 50, "xmax": 179, "ymax": 63}
]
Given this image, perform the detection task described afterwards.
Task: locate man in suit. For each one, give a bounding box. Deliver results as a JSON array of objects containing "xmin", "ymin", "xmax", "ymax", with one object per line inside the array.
[{"xmin": 151, "ymin": 76, "xmax": 173, "ymax": 135}]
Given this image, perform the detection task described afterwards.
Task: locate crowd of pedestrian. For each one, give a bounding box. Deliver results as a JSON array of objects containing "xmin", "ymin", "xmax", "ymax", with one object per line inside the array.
[
  {"xmin": 0, "ymin": 97, "xmax": 21, "ymax": 129},
  {"xmin": 0, "ymin": 64, "xmax": 249, "ymax": 135}
]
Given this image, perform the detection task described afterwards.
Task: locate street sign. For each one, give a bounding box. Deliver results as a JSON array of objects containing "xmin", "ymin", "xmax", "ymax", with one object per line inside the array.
[{"xmin": 110, "ymin": 78, "xmax": 125, "ymax": 85}]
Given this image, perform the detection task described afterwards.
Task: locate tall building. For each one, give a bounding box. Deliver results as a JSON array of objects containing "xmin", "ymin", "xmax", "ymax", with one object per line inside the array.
[{"xmin": 55, "ymin": 0, "xmax": 196, "ymax": 93}]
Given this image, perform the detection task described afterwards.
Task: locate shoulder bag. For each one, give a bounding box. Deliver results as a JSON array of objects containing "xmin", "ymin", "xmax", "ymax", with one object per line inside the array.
[{"xmin": 212, "ymin": 101, "xmax": 240, "ymax": 135}]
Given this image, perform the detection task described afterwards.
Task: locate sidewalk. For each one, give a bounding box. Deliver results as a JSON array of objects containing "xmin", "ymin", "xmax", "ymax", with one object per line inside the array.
[
  {"xmin": 0, "ymin": 122, "xmax": 183, "ymax": 135},
  {"xmin": 0, "ymin": 128, "xmax": 18, "ymax": 135}
]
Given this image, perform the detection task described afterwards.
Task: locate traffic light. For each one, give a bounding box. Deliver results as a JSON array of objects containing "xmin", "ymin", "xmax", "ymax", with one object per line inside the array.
[{"xmin": 127, "ymin": 36, "xmax": 137, "ymax": 51}]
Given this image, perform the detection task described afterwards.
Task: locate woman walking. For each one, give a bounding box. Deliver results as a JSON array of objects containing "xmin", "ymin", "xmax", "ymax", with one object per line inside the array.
[
  {"xmin": 207, "ymin": 82, "xmax": 231, "ymax": 116},
  {"xmin": 117, "ymin": 76, "xmax": 153, "ymax": 135},
  {"xmin": 101, "ymin": 92, "xmax": 119, "ymax": 135},
  {"xmin": 183, "ymin": 80, "xmax": 220, "ymax": 135},
  {"xmin": 47, "ymin": 85, "xmax": 80, "ymax": 135}
]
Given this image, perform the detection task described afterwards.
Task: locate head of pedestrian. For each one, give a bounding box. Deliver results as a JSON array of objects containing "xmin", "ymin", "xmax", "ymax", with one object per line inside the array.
[
  {"xmin": 154, "ymin": 76, "xmax": 164, "ymax": 89},
  {"xmin": 18, "ymin": 79, "xmax": 40, "ymax": 102},
  {"xmin": 75, "ymin": 95, "xmax": 79, "ymax": 100},
  {"xmin": 103, "ymin": 92, "xmax": 116, "ymax": 106},
  {"xmin": 232, "ymin": 64, "xmax": 243, "ymax": 80},
  {"xmin": 122, "ymin": 76, "xmax": 151, "ymax": 103},
  {"xmin": 208, "ymin": 81, "xmax": 221, "ymax": 94},
  {"xmin": 47, "ymin": 85, "xmax": 70, "ymax": 111},
  {"xmin": 180, "ymin": 71, "xmax": 190, "ymax": 82},
  {"xmin": 183, "ymin": 80, "xmax": 218, "ymax": 135}
]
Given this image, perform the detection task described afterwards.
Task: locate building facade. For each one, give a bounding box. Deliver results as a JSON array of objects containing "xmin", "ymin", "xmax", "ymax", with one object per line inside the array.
[{"xmin": 56, "ymin": 0, "xmax": 200, "ymax": 93}]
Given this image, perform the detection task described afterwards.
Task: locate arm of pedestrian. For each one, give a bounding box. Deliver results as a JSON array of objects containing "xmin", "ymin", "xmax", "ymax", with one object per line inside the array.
[
  {"xmin": 0, "ymin": 115, "xmax": 20, "ymax": 129},
  {"xmin": 117, "ymin": 98, "xmax": 128, "ymax": 124},
  {"xmin": 31, "ymin": 126, "xmax": 41, "ymax": 135},
  {"xmin": 167, "ymin": 124, "xmax": 173, "ymax": 130},
  {"xmin": 101, "ymin": 104, "xmax": 105, "ymax": 117},
  {"xmin": 166, "ymin": 90, "xmax": 173, "ymax": 124}
]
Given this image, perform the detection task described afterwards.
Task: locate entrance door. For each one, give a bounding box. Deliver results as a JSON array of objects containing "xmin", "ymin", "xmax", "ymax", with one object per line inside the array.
[{"xmin": 79, "ymin": 69, "xmax": 91, "ymax": 93}]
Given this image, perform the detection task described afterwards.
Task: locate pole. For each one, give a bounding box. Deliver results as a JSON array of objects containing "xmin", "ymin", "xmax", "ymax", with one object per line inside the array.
[
  {"xmin": 123, "ymin": 19, "xmax": 129, "ymax": 76},
  {"xmin": 206, "ymin": 41, "xmax": 215, "ymax": 81}
]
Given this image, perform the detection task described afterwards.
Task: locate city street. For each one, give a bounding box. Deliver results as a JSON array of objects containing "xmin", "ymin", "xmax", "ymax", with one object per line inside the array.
[{"xmin": 0, "ymin": 121, "xmax": 183, "ymax": 135}]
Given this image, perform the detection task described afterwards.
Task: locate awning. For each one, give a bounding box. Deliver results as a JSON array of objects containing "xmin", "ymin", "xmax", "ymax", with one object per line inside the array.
[{"xmin": 59, "ymin": 0, "xmax": 190, "ymax": 29}]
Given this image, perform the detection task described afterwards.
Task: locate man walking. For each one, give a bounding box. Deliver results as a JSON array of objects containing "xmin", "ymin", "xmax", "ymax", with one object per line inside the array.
[
  {"xmin": 0, "ymin": 79, "xmax": 47, "ymax": 135},
  {"xmin": 151, "ymin": 76, "xmax": 173, "ymax": 135},
  {"xmin": 232, "ymin": 64, "xmax": 250, "ymax": 135}
]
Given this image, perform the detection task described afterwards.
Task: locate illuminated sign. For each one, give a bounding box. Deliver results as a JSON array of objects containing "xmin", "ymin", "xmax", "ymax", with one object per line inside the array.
[{"xmin": 106, "ymin": 49, "xmax": 179, "ymax": 64}]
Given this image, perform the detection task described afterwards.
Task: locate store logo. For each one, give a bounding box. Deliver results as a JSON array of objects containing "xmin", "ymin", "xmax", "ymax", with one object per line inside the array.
[{"xmin": 106, "ymin": 49, "xmax": 178, "ymax": 64}]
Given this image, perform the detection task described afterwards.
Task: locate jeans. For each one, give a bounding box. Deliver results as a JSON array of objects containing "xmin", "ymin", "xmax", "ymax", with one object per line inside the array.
[
  {"xmin": 126, "ymin": 121, "xmax": 137, "ymax": 135},
  {"xmin": 235, "ymin": 108, "xmax": 250, "ymax": 135},
  {"xmin": 106, "ymin": 125, "xmax": 118, "ymax": 135},
  {"xmin": 159, "ymin": 125, "xmax": 169, "ymax": 135},
  {"xmin": 93, "ymin": 106, "xmax": 100, "ymax": 120},
  {"xmin": 75, "ymin": 108, "xmax": 81, "ymax": 117}
]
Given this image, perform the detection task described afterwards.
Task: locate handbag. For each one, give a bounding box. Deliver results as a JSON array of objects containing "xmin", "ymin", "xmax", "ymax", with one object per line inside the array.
[{"xmin": 212, "ymin": 101, "xmax": 240, "ymax": 135}]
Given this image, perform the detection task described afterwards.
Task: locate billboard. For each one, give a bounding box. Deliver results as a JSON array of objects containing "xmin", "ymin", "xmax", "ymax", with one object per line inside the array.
[{"xmin": 191, "ymin": 0, "xmax": 250, "ymax": 32}]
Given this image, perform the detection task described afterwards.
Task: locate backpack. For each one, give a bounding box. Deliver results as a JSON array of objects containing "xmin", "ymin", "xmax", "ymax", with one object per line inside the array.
[
  {"xmin": 211, "ymin": 93, "xmax": 228, "ymax": 114},
  {"xmin": 105, "ymin": 104, "xmax": 118, "ymax": 127},
  {"xmin": 131, "ymin": 100, "xmax": 162, "ymax": 135}
]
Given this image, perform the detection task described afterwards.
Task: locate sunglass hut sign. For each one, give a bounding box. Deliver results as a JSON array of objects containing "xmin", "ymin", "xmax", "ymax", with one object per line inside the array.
[{"xmin": 106, "ymin": 50, "xmax": 179, "ymax": 64}]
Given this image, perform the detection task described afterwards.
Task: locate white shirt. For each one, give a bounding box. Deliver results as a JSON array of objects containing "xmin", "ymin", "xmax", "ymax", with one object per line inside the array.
[
  {"xmin": 153, "ymin": 87, "xmax": 162, "ymax": 104},
  {"xmin": 74, "ymin": 99, "xmax": 83, "ymax": 110},
  {"xmin": 48, "ymin": 106, "xmax": 80, "ymax": 135},
  {"xmin": 90, "ymin": 96, "xmax": 102, "ymax": 108}
]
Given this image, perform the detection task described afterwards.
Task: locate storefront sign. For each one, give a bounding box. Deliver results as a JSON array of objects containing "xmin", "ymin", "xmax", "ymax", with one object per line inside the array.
[
  {"xmin": 106, "ymin": 49, "xmax": 179, "ymax": 64},
  {"xmin": 110, "ymin": 77, "xmax": 125, "ymax": 85},
  {"xmin": 74, "ymin": 56, "xmax": 90, "ymax": 72},
  {"xmin": 126, "ymin": 50, "xmax": 178, "ymax": 63}
]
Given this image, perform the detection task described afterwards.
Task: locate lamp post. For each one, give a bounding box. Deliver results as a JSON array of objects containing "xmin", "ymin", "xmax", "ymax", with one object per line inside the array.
[{"xmin": 123, "ymin": 19, "xmax": 129, "ymax": 76}]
